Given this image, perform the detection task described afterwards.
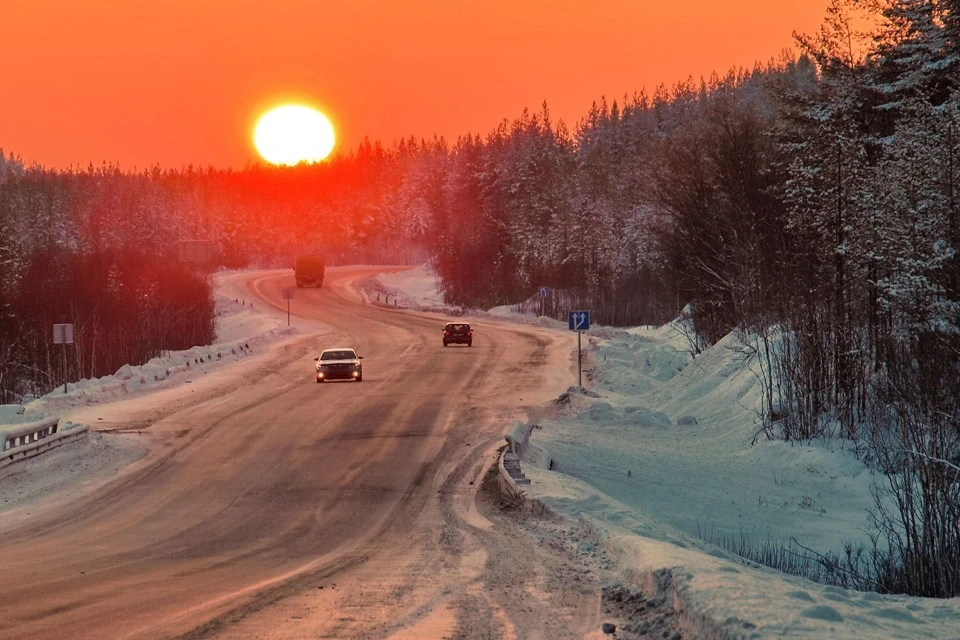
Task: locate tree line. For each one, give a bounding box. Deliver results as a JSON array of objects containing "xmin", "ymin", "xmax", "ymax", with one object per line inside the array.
[{"xmin": 1, "ymin": 0, "xmax": 957, "ymax": 597}]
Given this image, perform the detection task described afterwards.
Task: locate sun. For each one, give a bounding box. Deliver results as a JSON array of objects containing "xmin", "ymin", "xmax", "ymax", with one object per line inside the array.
[{"xmin": 253, "ymin": 104, "xmax": 336, "ymax": 166}]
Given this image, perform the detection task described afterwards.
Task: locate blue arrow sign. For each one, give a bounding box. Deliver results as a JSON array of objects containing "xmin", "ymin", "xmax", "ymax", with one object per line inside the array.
[{"xmin": 568, "ymin": 310, "xmax": 590, "ymax": 331}]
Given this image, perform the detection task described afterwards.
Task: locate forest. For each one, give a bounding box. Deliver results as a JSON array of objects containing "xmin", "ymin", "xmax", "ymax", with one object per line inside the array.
[{"xmin": 1, "ymin": 0, "xmax": 957, "ymax": 597}]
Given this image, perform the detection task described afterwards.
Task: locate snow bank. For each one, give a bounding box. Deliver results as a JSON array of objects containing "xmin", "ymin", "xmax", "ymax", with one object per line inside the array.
[
  {"xmin": 3, "ymin": 271, "xmax": 296, "ymax": 425},
  {"xmin": 371, "ymin": 265, "xmax": 960, "ymax": 640},
  {"xmin": 512, "ymin": 320, "xmax": 960, "ymax": 640}
]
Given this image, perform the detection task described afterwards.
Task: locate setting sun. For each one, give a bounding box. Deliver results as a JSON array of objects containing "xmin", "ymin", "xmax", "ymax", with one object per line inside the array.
[{"xmin": 253, "ymin": 105, "xmax": 336, "ymax": 166}]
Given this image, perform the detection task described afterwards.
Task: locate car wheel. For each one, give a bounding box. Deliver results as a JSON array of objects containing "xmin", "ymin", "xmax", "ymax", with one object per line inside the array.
[
  {"xmin": 443, "ymin": 341, "xmax": 448, "ymax": 347},
  {"xmin": 316, "ymin": 376, "xmax": 323, "ymax": 383},
  {"xmin": 356, "ymin": 374, "xmax": 363, "ymax": 382},
  {"xmin": 468, "ymin": 341, "xmax": 472, "ymax": 347}
]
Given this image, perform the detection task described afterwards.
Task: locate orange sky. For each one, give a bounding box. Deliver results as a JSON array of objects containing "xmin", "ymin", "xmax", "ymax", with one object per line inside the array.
[{"xmin": 2, "ymin": 1, "xmax": 829, "ymax": 171}]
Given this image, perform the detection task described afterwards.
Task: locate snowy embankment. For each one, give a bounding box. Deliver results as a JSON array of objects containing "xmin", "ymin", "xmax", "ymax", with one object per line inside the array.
[
  {"xmin": 371, "ymin": 267, "xmax": 960, "ymax": 640},
  {"xmin": 515, "ymin": 323, "xmax": 960, "ymax": 640}
]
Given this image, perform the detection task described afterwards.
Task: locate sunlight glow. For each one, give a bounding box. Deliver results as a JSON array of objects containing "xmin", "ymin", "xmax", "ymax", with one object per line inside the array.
[{"xmin": 253, "ymin": 105, "xmax": 336, "ymax": 166}]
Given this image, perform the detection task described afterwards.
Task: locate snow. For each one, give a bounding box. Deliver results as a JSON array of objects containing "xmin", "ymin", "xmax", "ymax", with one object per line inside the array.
[
  {"xmin": 2, "ymin": 270, "xmax": 300, "ymax": 427},
  {"xmin": 376, "ymin": 268, "xmax": 960, "ymax": 639},
  {"xmin": 3, "ymin": 265, "xmax": 960, "ymax": 639}
]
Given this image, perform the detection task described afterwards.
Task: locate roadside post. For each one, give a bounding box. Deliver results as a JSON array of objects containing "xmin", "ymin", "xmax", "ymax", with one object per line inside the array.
[
  {"xmin": 283, "ymin": 288, "xmax": 294, "ymax": 326},
  {"xmin": 568, "ymin": 310, "xmax": 590, "ymax": 388},
  {"xmin": 53, "ymin": 323, "xmax": 74, "ymax": 394},
  {"xmin": 537, "ymin": 286, "xmax": 550, "ymax": 316}
]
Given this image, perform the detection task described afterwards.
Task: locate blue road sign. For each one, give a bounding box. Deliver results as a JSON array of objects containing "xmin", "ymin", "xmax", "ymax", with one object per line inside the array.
[
  {"xmin": 537, "ymin": 286, "xmax": 550, "ymax": 298},
  {"xmin": 568, "ymin": 310, "xmax": 590, "ymax": 331}
]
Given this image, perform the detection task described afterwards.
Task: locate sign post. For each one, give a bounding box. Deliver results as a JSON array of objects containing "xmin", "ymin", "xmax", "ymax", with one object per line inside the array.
[
  {"xmin": 537, "ymin": 286, "xmax": 550, "ymax": 317},
  {"xmin": 282, "ymin": 289, "xmax": 295, "ymax": 326},
  {"xmin": 567, "ymin": 311, "xmax": 590, "ymax": 388},
  {"xmin": 53, "ymin": 323, "xmax": 74, "ymax": 394}
]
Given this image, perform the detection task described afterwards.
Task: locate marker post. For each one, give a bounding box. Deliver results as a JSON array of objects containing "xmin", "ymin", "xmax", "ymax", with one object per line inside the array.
[
  {"xmin": 283, "ymin": 288, "xmax": 294, "ymax": 326},
  {"xmin": 53, "ymin": 324, "xmax": 75, "ymax": 394}
]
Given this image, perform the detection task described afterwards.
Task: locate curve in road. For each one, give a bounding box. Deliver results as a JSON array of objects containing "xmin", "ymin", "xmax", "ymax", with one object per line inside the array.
[{"xmin": 0, "ymin": 267, "xmax": 586, "ymax": 639}]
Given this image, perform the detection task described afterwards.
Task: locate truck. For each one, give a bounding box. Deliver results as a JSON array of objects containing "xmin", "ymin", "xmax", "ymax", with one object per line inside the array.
[{"xmin": 294, "ymin": 255, "xmax": 325, "ymax": 288}]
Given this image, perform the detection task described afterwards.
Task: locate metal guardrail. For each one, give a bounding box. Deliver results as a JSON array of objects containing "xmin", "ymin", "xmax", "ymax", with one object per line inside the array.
[{"xmin": 0, "ymin": 417, "xmax": 88, "ymax": 471}]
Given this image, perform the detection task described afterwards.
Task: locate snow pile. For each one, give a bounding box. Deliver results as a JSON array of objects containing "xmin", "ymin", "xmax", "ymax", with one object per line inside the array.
[{"xmin": 351, "ymin": 263, "xmax": 457, "ymax": 314}]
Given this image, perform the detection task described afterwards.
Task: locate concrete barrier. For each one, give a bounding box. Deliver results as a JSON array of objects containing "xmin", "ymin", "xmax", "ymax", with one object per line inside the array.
[
  {"xmin": 497, "ymin": 423, "xmax": 536, "ymax": 508},
  {"xmin": 505, "ymin": 421, "xmax": 535, "ymax": 456},
  {"xmin": 0, "ymin": 417, "xmax": 88, "ymax": 471},
  {"xmin": 497, "ymin": 449, "xmax": 528, "ymax": 507}
]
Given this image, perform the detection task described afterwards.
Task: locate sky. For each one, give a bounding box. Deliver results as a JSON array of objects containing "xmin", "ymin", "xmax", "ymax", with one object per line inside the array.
[
  {"xmin": 2, "ymin": 1, "xmax": 829, "ymax": 171},
  {"xmin": 4, "ymin": 265, "xmax": 959, "ymax": 639}
]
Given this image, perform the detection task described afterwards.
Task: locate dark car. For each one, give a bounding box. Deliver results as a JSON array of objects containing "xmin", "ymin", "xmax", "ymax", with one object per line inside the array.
[
  {"xmin": 314, "ymin": 347, "xmax": 363, "ymax": 382},
  {"xmin": 442, "ymin": 322, "xmax": 473, "ymax": 347}
]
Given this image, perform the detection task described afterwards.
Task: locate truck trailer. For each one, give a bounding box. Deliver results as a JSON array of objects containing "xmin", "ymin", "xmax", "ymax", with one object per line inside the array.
[{"xmin": 294, "ymin": 255, "xmax": 325, "ymax": 288}]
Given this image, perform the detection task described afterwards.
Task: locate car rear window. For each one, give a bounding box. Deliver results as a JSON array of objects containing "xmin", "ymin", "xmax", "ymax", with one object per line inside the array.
[{"xmin": 446, "ymin": 324, "xmax": 470, "ymax": 333}]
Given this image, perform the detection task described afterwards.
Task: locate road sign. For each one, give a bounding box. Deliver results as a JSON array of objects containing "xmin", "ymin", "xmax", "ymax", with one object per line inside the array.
[
  {"xmin": 53, "ymin": 323, "xmax": 74, "ymax": 344},
  {"xmin": 53, "ymin": 324, "xmax": 74, "ymax": 395},
  {"xmin": 568, "ymin": 310, "xmax": 590, "ymax": 332},
  {"xmin": 568, "ymin": 311, "xmax": 590, "ymax": 388},
  {"xmin": 537, "ymin": 286, "xmax": 550, "ymax": 298}
]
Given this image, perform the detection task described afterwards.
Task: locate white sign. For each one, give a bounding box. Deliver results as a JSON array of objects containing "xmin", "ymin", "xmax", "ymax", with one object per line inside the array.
[{"xmin": 53, "ymin": 323, "xmax": 75, "ymax": 344}]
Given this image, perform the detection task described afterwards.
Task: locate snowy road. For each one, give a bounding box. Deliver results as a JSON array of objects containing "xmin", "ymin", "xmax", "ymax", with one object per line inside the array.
[{"xmin": 0, "ymin": 267, "xmax": 620, "ymax": 639}]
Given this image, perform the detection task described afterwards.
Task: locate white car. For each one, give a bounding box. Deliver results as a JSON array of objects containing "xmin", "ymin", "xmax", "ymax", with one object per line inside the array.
[{"xmin": 314, "ymin": 348, "xmax": 363, "ymax": 383}]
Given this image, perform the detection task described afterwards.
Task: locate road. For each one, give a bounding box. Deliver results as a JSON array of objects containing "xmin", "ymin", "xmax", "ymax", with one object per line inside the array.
[{"xmin": 0, "ymin": 267, "xmax": 623, "ymax": 639}]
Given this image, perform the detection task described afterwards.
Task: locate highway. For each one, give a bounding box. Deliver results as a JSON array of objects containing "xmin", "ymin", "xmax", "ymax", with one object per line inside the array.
[{"xmin": 0, "ymin": 267, "xmax": 601, "ymax": 639}]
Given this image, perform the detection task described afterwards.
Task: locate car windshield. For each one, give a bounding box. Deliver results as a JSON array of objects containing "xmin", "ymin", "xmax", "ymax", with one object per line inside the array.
[{"xmin": 321, "ymin": 350, "xmax": 355, "ymax": 360}]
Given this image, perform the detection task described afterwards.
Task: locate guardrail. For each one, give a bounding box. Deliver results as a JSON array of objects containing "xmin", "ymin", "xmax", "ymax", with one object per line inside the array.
[
  {"xmin": 496, "ymin": 422, "xmax": 558, "ymax": 517},
  {"xmin": 0, "ymin": 417, "xmax": 88, "ymax": 471},
  {"xmin": 497, "ymin": 423, "xmax": 535, "ymax": 506}
]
